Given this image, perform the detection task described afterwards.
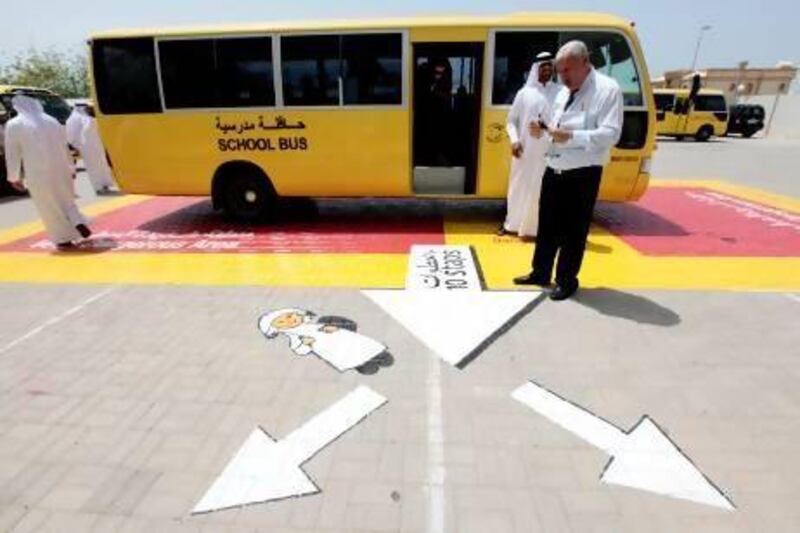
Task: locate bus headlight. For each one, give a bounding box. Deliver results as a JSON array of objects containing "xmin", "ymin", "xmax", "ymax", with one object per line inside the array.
[{"xmin": 639, "ymin": 156, "xmax": 652, "ymax": 174}]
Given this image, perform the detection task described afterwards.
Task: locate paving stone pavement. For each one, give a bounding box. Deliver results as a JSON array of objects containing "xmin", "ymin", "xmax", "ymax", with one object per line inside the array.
[{"xmin": 0, "ymin": 283, "xmax": 798, "ymax": 532}]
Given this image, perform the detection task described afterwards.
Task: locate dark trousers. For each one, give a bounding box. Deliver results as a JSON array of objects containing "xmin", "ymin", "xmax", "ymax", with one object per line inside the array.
[{"xmin": 531, "ymin": 165, "xmax": 603, "ymax": 286}]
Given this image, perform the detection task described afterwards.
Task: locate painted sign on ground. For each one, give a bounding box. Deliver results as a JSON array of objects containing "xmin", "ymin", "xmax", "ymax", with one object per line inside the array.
[
  {"xmin": 512, "ymin": 381, "xmax": 734, "ymax": 510},
  {"xmin": 364, "ymin": 245, "xmax": 543, "ymax": 367},
  {"xmin": 596, "ymin": 187, "xmax": 800, "ymax": 256},
  {"xmin": 0, "ymin": 197, "xmax": 444, "ymax": 254},
  {"xmin": 193, "ymin": 385, "xmax": 387, "ymax": 514}
]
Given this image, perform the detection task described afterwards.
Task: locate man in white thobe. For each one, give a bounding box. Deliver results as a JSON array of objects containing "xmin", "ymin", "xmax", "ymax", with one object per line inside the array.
[
  {"xmin": 4, "ymin": 95, "xmax": 92, "ymax": 250},
  {"xmin": 499, "ymin": 52, "xmax": 559, "ymax": 239},
  {"xmin": 66, "ymin": 105, "xmax": 88, "ymax": 150},
  {"xmin": 80, "ymin": 105, "xmax": 116, "ymax": 194}
]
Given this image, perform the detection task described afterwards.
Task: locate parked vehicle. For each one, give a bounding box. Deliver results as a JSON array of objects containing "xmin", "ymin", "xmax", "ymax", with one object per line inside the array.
[
  {"xmin": 654, "ymin": 88, "xmax": 728, "ymax": 142},
  {"xmin": 88, "ymin": 12, "xmax": 657, "ymax": 220},
  {"xmin": 726, "ymin": 103, "xmax": 765, "ymax": 138}
]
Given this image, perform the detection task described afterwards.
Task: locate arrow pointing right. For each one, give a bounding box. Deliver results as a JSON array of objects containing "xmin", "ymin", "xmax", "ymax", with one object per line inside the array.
[{"xmin": 512, "ymin": 381, "xmax": 735, "ymax": 510}]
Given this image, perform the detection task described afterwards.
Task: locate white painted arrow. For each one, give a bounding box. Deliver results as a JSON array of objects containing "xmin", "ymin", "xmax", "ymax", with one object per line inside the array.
[
  {"xmin": 363, "ymin": 245, "xmax": 543, "ymax": 367},
  {"xmin": 512, "ymin": 381, "xmax": 734, "ymax": 510},
  {"xmin": 192, "ymin": 385, "xmax": 387, "ymax": 514}
]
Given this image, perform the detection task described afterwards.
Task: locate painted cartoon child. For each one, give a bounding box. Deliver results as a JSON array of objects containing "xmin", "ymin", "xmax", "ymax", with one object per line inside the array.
[{"xmin": 258, "ymin": 308, "xmax": 393, "ymax": 374}]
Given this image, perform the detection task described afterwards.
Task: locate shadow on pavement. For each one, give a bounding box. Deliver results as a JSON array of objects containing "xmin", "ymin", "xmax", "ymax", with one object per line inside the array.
[
  {"xmin": 573, "ymin": 288, "xmax": 681, "ymax": 326},
  {"xmin": 594, "ymin": 203, "xmax": 689, "ymax": 237},
  {"xmin": 585, "ymin": 241, "xmax": 613, "ymax": 254},
  {"xmin": 51, "ymin": 238, "xmax": 119, "ymax": 255}
]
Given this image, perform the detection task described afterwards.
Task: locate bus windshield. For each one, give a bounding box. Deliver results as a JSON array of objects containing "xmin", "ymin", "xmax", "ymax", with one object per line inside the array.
[{"xmin": 492, "ymin": 30, "xmax": 644, "ymax": 107}]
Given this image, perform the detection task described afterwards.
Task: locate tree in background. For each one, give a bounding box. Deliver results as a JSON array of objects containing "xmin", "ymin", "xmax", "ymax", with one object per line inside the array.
[{"xmin": 0, "ymin": 48, "xmax": 88, "ymax": 98}]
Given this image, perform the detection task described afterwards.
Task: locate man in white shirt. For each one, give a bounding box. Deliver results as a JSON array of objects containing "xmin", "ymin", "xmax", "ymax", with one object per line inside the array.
[{"xmin": 513, "ymin": 40, "xmax": 624, "ymax": 301}]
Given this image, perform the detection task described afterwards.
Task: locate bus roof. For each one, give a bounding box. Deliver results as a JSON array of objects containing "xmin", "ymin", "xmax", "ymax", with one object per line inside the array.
[
  {"xmin": 90, "ymin": 12, "xmax": 633, "ymax": 40},
  {"xmin": 0, "ymin": 85, "xmax": 60, "ymax": 96}
]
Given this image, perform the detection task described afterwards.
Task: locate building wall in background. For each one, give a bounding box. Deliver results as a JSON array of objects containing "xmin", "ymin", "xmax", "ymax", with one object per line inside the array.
[
  {"xmin": 653, "ymin": 63, "xmax": 797, "ymax": 103},
  {"xmin": 747, "ymin": 94, "xmax": 800, "ymax": 139}
]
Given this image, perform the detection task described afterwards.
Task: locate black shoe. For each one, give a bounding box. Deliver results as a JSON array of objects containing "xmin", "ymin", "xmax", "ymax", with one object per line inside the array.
[
  {"xmin": 355, "ymin": 361, "xmax": 380, "ymax": 375},
  {"xmin": 513, "ymin": 271, "xmax": 551, "ymax": 286},
  {"xmin": 76, "ymin": 224, "xmax": 92, "ymax": 239},
  {"xmin": 56, "ymin": 241, "xmax": 76, "ymax": 251},
  {"xmin": 375, "ymin": 352, "xmax": 394, "ymax": 367},
  {"xmin": 496, "ymin": 226, "xmax": 511, "ymax": 236},
  {"xmin": 550, "ymin": 281, "xmax": 579, "ymax": 301}
]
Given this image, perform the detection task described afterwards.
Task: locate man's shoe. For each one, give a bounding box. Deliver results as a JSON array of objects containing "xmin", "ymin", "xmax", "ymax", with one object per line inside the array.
[
  {"xmin": 550, "ymin": 281, "xmax": 579, "ymax": 301},
  {"xmin": 55, "ymin": 241, "xmax": 76, "ymax": 251},
  {"xmin": 76, "ymin": 224, "xmax": 92, "ymax": 239},
  {"xmin": 496, "ymin": 226, "xmax": 511, "ymax": 236},
  {"xmin": 513, "ymin": 272, "xmax": 551, "ymax": 286}
]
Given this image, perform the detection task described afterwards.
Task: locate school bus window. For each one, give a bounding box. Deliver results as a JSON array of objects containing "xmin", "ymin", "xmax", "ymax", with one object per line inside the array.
[
  {"xmin": 158, "ymin": 37, "xmax": 275, "ymax": 109},
  {"xmin": 281, "ymin": 35, "xmax": 340, "ymax": 106},
  {"xmin": 92, "ymin": 38, "xmax": 161, "ymax": 115},
  {"xmin": 492, "ymin": 31, "xmax": 559, "ymax": 105},
  {"xmin": 159, "ymin": 39, "xmax": 216, "ymax": 108},
  {"xmin": 216, "ymin": 37, "xmax": 275, "ymax": 107},
  {"xmin": 341, "ymin": 34, "xmax": 402, "ymax": 105}
]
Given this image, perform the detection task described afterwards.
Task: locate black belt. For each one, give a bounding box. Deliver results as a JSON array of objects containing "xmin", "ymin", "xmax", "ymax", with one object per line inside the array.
[{"xmin": 549, "ymin": 166, "xmax": 601, "ymax": 176}]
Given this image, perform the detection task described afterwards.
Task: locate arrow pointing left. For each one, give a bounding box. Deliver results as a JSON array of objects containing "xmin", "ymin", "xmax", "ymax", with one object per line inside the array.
[{"xmin": 192, "ymin": 385, "xmax": 387, "ymax": 514}]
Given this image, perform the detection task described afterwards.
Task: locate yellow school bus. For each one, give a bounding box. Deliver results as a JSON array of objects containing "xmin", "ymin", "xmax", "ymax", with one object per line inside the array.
[
  {"xmin": 89, "ymin": 13, "xmax": 655, "ymax": 219},
  {"xmin": 654, "ymin": 88, "xmax": 728, "ymax": 141}
]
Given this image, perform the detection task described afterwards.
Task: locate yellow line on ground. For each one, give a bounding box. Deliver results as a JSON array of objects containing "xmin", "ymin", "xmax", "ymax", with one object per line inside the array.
[
  {"xmin": 0, "ymin": 195, "xmax": 151, "ymax": 245},
  {"xmin": 0, "ymin": 252, "xmax": 409, "ymax": 288}
]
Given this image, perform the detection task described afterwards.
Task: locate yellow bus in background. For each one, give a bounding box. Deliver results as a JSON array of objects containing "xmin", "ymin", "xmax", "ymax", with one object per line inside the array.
[
  {"xmin": 89, "ymin": 13, "xmax": 655, "ymax": 219},
  {"xmin": 654, "ymin": 88, "xmax": 728, "ymax": 142}
]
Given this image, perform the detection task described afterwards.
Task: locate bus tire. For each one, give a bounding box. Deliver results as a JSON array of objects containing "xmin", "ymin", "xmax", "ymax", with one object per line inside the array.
[
  {"xmin": 743, "ymin": 130, "xmax": 756, "ymax": 138},
  {"xmin": 212, "ymin": 162, "xmax": 277, "ymax": 222},
  {"xmin": 695, "ymin": 125, "xmax": 713, "ymax": 142}
]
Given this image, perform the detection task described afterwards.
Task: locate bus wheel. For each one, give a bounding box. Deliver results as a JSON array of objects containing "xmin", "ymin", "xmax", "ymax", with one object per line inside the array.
[
  {"xmin": 214, "ymin": 163, "xmax": 277, "ymax": 221},
  {"xmin": 695, "ymin": 125, "xmax": 713, "ymax": 142}
]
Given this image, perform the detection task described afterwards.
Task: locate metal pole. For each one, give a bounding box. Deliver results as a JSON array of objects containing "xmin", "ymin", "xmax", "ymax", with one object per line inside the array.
[
  {"xmin": 765, "ymin": 91, "xmax": 781, "ymax": 138},
  {"xmin": 690, "ymin": 25, "xmax": 711, "ymax": 71}
]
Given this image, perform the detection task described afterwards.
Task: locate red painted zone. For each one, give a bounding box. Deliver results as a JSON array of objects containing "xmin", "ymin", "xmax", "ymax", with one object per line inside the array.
[
  {"xmin": 0, "ymin": 197, "xmax": 446, "ymax": 254},
  {"xmin": 595, "ymin": 187, "xmax": 800, "ymax": 256}
]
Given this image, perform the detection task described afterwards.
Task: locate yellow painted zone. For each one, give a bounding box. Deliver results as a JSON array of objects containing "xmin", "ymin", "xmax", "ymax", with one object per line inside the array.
[
  {"xmin": 0, "ymin": 180, "xmax": 797, "ymax": 291},
  {"xmin": 447, "ymin": 180, "xmax": 800, "ymax": 291},
  {"xmin": 0, "ymin": 253, "xmax": 408, "ymax": 288}
]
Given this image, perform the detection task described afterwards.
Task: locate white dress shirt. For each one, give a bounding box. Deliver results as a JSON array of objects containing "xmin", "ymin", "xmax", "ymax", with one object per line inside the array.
[{"xmin": 546, "ymin": 68, "xmax": 624, "ymax": 171}]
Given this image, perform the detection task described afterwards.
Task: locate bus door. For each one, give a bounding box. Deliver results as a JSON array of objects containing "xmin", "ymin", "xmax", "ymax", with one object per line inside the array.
[
  {"xmin": 412, "ymin": 43, "xmax": 483, "ymax": 195},
  {"xmin": 673, "ymin": 96, "xmax": 691, "ymax": 135}
]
